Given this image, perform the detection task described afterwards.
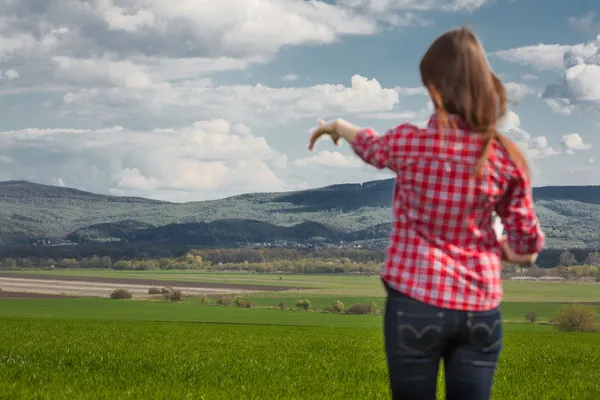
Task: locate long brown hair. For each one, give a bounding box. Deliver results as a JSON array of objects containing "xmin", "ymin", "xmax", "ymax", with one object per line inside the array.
[{"xmin": 419, "ymin": 27, "xmax": 528, "ymax": 178}]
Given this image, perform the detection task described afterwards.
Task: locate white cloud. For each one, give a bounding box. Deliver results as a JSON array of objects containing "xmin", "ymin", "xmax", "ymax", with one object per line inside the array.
[
  {"xmin": 0, "ymin": 119, "xmax": 287, "ymax": 201},
  {"xmin": 505, "ymin": 82, "xmax": 536, "ymax": 103},
  {"xmin": 521, "ymin": 74, "xmax": 538, "ymax": 80},
  {"xmin": 499, "ymin": 112, "xmax": 592, "ymax": 164},
  {"xmin": 0, "ymin": 69, "xmax": 19, "ymax": 80},
  {"xmin": 281, "ymin": 74, "xmax": 299, "ymax": 82},
  {"xmin": 52, "ymin": 56, "xmax": 153, "ymax": 89},
  {"xmin": 543, "ymin": 62, "xmax": 600, "ymax": 114},
  {"xmin": 306, "ymin": 0, "xmax": 491, "ymax": 28},
  {"xmin": 491, "ymin": 44, "xmax": 570, "ymax": 71},
  {"xmin": 0, "ymin": 0, "xmax": 383, "ymax": 98},
  {"xmin": 541, "ymin": 36, "xmax": 600, "ymax": 114},
  {"xmin": 0, "ymin": 0, "xmax": 495, "ymax": 98},
  {"xmin": 394, "ymin": 86, "xmax": 428, "ymax": 96},
  {"xmin": 0, "ymin": 0, "xmax": 377, "ymax": 59},
  {"xmin": 494, "ymin": 35, "xmax": 600, "ymax": 114},
  {"xmin": 56, "ymin": 74, "xmax": 400, "ymax": 125},
  {"xmin": 0, "ymin": 0, "xmax": 486, "ymax": 97},
  {"xmin": 293, "ymin": 151, "xmax": 362, "ymax": 168},
  {"xmin": 498, "ymin": 111, "xmax": 560, "ymax": 159},
  {"xmin": 0, "ymin": 0, "xmax": 471, "ymax": 126},
  {"xmin": 560, "ymin": 133, "xmax": 592, "ymax": 155},
  {"xmin": 338, "ymin": 0, "xmax": 488, "ymax": 12},
  {"xmin": 567, "ymin": 12, "xmax": 598, "ymax": 33}
]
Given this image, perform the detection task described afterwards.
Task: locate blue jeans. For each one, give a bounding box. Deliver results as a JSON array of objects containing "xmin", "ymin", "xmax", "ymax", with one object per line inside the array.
[{"xmin": 384, "ymin": 285, "xmax": 503, "ymax": 400}]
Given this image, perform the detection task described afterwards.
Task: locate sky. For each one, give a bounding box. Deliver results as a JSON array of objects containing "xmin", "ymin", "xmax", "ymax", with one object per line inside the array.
[{"xmin": 0, "ymin": 0, "xmax": 598, "ymax": 202}]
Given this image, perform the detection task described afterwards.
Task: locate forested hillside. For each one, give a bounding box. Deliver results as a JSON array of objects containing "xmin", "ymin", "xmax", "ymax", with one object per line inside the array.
[{"xmin": 1, "ymin": 179, "xmax": 600, "ymax": 250}]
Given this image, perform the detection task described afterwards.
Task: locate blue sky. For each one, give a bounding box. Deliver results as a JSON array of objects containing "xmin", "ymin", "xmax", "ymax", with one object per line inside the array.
[{"xmin": 0, "ymin": 0, "xmax": 598, "ymax": 202}]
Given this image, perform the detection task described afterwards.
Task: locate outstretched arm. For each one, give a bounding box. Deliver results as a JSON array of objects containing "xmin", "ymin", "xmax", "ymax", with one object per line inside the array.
[
  {"xmin": 308, "ymin": 119, "xmax": 411, "ymax": 170},
  {"xmin": 308, "ymin": 119, "xmax": 361, "ymax": 149}
]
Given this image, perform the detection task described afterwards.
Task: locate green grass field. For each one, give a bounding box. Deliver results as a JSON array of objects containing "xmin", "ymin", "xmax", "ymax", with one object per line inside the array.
[
  {"xmin": 1, "ymin": 270, "xmax": 599, "ymax": 399},
  {"xmin": 0, "ymin": 317, "xmax": 597, "ymax": 399},
  {"xmin": 0, "ymin": 297, "xmax": 561, "ymax": 330},
  {"xmin": 4, "ymin": 268, "xmax": 600, "ymax": 301}
]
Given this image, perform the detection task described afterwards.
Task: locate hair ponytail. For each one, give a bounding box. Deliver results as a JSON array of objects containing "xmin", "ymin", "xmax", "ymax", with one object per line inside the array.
[
  {"xmin": 495, "ymin": 132, "xmax": 529, "ymax": 178},
  {"xmin": 474, "ymin": 131, "xmax": 495, "ymax": 177},
  {"xmin": 474, "ymin": 74, "xmax": 529, "ymax": 178}
]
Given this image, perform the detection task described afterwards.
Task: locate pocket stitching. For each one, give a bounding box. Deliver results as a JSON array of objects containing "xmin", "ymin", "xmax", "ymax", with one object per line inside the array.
[
  {"xmin": 469, "ymin": 318, "xmax": 503, "ymax": 352},
  {"xmin": 397, "ymin": 322, "xmax": 443, "ymax": 354}
]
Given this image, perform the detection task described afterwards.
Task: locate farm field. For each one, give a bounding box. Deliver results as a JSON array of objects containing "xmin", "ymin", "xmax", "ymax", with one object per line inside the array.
[
  {"xmin": 2, "ymin": 268, "xmax": 600, "ymax": 301},
  {"xmin": 0, "ymin": 317, "xmax": 598, "ymax": 399},
  {"xmin": 0, "ymin": 296, "xmax": 571, "ymax": 329},
  {"xmin": 0, "ymin": 270, "xmax": 599, "ymax": 399}
]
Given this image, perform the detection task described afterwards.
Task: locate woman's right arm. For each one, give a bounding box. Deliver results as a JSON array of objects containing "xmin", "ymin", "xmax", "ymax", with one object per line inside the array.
[
  {"xmin": 496, "ymin": 172, "xmax": 545, "ymax": 265},
  {"xmin": 308, "ymin": 118, "xmax": 416, "ymax": 171}
]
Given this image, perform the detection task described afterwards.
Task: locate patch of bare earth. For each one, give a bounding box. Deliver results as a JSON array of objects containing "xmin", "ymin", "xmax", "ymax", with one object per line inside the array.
[
  {"xmin": 0, "ymin": 273, "xmax": 302, "ymax": 299},
  {"xmin": 0, "ymin": 291, "xmax": 75, "ymax": 300}
]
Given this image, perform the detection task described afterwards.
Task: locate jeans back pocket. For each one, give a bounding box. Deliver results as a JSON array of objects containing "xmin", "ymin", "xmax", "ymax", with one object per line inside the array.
[
  {"xmin": 391, "ymin": 297, "xmax": 445, "ymax": 356},
  {"xmin": 467, "ymin": 308, "xmax": 503, "ymax": 354}
]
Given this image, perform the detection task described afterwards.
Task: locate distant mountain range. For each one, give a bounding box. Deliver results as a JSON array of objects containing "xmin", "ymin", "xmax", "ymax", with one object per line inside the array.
[{"xmin": 0, "ymin": 179, "xmax": 599, "ymax": 249}]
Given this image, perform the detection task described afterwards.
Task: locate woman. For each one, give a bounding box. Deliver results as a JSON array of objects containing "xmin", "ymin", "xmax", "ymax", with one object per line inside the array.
[{"xmin": 308, "ymin": 27, "xmax": 544, "ymax": 400}]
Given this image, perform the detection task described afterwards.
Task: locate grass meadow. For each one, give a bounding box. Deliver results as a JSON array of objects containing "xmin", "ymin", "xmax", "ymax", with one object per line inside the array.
[{"xmin": 1, "ymin": 269, "xmax": 599, "ymax": 399}]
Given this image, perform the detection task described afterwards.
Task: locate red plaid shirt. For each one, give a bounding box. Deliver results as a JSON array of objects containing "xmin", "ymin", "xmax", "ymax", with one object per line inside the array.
[{"xmin": 352, "ymin": 114, "xmax": 545, "ymax": 311}]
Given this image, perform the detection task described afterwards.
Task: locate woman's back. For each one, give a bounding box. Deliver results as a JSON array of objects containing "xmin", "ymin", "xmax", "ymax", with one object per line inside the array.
[
  {"xmin": 352, "ymin": 112, "xmax": 544, "ymax": 311},
  {"xmin": 397, "ymin": 114, "xmax": 509, "ymax": 247}
]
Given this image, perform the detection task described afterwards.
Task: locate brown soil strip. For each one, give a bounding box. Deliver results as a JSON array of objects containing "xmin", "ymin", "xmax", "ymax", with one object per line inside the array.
[
  {"xmin": 0, "ymin": 291, "xmax": 75, "ymax": 300},
  {"xmin": 0, "ymin": 273, "xmax": 304, "ymax": 292}
]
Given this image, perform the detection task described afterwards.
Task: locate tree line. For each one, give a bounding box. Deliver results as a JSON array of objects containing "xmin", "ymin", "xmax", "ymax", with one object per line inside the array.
[
  {"xmin": 0, "ymin": 247, "xmax": 599, "ymax": 278},
  {"xmin": 0, "ymin": 252, "xmax": 383, "ymax": 274}
]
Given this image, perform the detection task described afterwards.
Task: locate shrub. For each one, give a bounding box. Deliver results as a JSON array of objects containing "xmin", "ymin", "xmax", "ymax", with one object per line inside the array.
[
  {"xmin": 525, "ymin": 311, "xmax": 537, "ymax": 323},
  {"xmin": 216, "ymin": 296, "xmax": 232, "ymax": 306},
  {"xmin": 278, "ymin": 301, "xmax": 286, "ymax": 310},
  {"xmin": 110, "ymin": 289, "xmax": 132, "ymax": 300},
  {"xmin": 554, "ymin": 304, "xmax": 600, "ymax": 332},
  {"xmin": 370, "ymin": 302, "xmax": 379, "ymax": 314},
  {"xmin": 160, "ymin": 286, "xmax": 173, "ymax": 296},
  {"xmin": 148, "ymin": 287, "xmax": 161, "ymax": 295},
  {"xmin": 332, "ymin": 300, "xmax": 345, "ymax": 313},
  {"xmin": 346, "ymin": 303, "xmax": 372, "ymax": 315},
  {"xmin": 233, "ymin": 295, "xmax": 242, "ymax": 307},
  {"xmin": 296, "ymin": 299, "xmax": 311, "ymax": 311},
  {"xmin": 199, "ymin": 294, "xmax": 210, "ymax": 305},
  {"xmin": 322, "ymin": 306, "xmax": 334, "ymax": 313},
  {"xmin": 164, "ymin": 288, "xmax": 183, "ymax": 302}
]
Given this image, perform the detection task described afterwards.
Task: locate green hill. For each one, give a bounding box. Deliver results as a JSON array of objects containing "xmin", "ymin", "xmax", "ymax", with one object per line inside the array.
[{"xmin": 1, "ymin": 179, "xmax": 600, "ymax": 249}]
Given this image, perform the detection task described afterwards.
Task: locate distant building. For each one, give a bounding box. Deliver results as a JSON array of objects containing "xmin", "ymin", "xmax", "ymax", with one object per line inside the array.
[
  {"xmin": 509, "ymin": 276, "xmax": 538, "ymax": 282},
  {"xmin": 538, "ymin": 276, "xmax": 567, "ymax": 282}
]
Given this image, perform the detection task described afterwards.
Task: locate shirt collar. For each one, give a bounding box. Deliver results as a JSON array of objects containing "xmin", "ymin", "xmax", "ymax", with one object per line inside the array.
[{"xmin": 427, "ymin": 113, "xmax": 467, "ymax": 130}]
